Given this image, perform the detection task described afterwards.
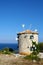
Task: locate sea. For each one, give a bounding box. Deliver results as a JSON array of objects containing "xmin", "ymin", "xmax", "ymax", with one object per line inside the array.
[{"xmin": 0, "ymin": 43, "xmax": 18, "ymax": 50}]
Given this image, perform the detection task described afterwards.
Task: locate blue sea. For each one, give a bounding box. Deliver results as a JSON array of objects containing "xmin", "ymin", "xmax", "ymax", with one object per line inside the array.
[{"xmin": 0, "ymin": 43, "xmax": 18, "ymax": 50}]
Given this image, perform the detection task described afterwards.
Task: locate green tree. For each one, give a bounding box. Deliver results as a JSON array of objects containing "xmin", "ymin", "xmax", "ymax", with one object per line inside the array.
[
  {"xmin": 38, "ymin": 42, "xmax": 43, "ymax": 52},
  {"xmin": 24, "ymin": 41, "xmax": 40, "ymax": 61}
]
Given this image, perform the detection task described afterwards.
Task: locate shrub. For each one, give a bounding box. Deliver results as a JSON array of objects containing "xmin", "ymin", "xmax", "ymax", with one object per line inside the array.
[
  {"xmin": 24, "ymin": 54, "xmax": 40, "ymax": 61},
  {"xmin": 1, "ymin": 47, "xmax": 15, "ymax": 54},
  {"xmin": 9, "ymin": 48, "xmax": 14, "ymax": 52},
  {"xmin": 24, "ymin": 41, "xmax": 40, "ymax": 61},
  {"xmin": 38, "ymin": 42, "xmax": 43, "ymax": 52},
  {"xmin": 2, "ymin": 51, "xmax": 11, "ymax": 54}
]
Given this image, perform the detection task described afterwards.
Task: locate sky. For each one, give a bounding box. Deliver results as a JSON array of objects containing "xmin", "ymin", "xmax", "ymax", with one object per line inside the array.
[{"xmin": 0, "ymin": 0, "xmax": 43, "ymax": 43}]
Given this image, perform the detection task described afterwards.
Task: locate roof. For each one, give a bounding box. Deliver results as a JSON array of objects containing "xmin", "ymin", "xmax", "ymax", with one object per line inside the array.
[{"xmin": 17, "ymin": 30, "xmax": 38, "ymax": 35}]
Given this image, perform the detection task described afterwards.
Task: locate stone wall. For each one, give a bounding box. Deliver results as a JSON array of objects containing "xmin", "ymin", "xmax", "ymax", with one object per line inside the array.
[{"xmin": 18, "ymin": 33, "xmax": 38, "ymax": 55}]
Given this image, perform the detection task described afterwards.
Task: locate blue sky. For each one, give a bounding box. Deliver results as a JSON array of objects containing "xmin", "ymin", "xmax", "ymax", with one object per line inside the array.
[{"xmin": 0, "ymin": 0, "xmax": 43, "ymax": 43}]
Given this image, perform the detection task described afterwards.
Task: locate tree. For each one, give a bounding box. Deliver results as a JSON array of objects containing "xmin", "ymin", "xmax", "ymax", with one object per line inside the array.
[
  {"xmin": 38, "ymin": 42, "xmax": 43, "ymax": 52},
  {"xmin": 31, "ymin": 41, "xmax": 40, "ymax": 61},
  {"xmin": 32, "ymin": 41, "xmax": 39, "ymax": 54},
  {"xmin": 24, "ymin": 41, "xmax": 40, "ymax": 61}
]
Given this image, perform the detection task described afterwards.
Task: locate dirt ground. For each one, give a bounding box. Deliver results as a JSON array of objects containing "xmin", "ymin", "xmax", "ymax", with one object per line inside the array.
[{"xmin": 0, "ymin": 54, "xmax": 43, "ymax": 65}]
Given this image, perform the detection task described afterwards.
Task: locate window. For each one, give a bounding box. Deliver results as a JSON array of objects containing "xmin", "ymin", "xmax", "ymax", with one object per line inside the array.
[
  {"xmin": 30, "ymin": 35, "xmax": 34, "ymax": 39},
  {"xmin": 27, "ymin": 46, "xmax": 29, "ymax": 48},
  {"xmin": 24, "ymin": 35, "xmax": 27, "ymax": 38}
]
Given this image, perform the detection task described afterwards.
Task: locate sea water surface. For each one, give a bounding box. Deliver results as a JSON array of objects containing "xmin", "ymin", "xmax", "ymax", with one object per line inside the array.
[{"xmin": 0, "ymin": 43, "xmax": 18, "ymax": 50}]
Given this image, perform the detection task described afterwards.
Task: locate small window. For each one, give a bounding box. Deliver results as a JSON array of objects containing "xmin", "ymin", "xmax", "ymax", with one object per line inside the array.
[
  {"xmin": 24, "ymin": 35, "xmax": 27, "ymax": 38},
  {"xmin": 27, "ymin": 46, "xmax": 29, "ymax": 48},
  {"xmin": 30, "ymin": 35, "xmax": 34, "ymax": 39}
]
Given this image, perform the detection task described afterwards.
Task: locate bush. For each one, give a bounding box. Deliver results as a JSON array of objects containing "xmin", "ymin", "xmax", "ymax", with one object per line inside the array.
[
  {"xmin": 2, "ymin": 51, "xmax": 11, "ymax": 54},
  {"xmin": 24, "ymin": 41, "xmax": 40, "ymax": 61},
  {"xmin": 1, "ymin": 47, "xmax": 15, "ymax": 54},
  {"xmin": 38, "ymin": 42, "xmax": 43, "ymax": 52},
  {"xmin": 9, "ymin": 48, "xmax": 14, "ymax": 52},
  {"xmin": 24, "ymin": 54, "xmax": 40, "ymax": 61}
]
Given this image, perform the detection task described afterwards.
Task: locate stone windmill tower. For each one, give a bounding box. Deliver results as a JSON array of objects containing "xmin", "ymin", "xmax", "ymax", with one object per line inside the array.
[{"xmin": 17, "ymin": 30, "xmax": 38, "ymax": 55}]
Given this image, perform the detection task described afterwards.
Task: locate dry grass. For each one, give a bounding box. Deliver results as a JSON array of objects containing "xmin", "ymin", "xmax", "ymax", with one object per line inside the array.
[{"xmin": 0, "ymin": 54, "xmax": 43, "ymax": 65}]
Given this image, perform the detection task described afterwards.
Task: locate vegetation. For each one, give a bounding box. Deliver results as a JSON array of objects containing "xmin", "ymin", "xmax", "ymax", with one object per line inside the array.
[
  {"xmin": 24, "ymin": 42, "xmax": 43, "ymax": 61},
  {"xmin": 24, "ymin": 41, "xmax": 40, "ymax": 61},
  {"xmin": 32, "ymin": 41, "xmax": 39, "ymax": 54},
  {"xmin": 24, "ymin": 54, "xmax": 40, "ymax": 61},
  {"xmin": 38, "ymin": 42, "xmax": 43, "ymax": 52},
  {"xmin": 0, "ymin": 47, "xmax": 15, "ymax": 54}
]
